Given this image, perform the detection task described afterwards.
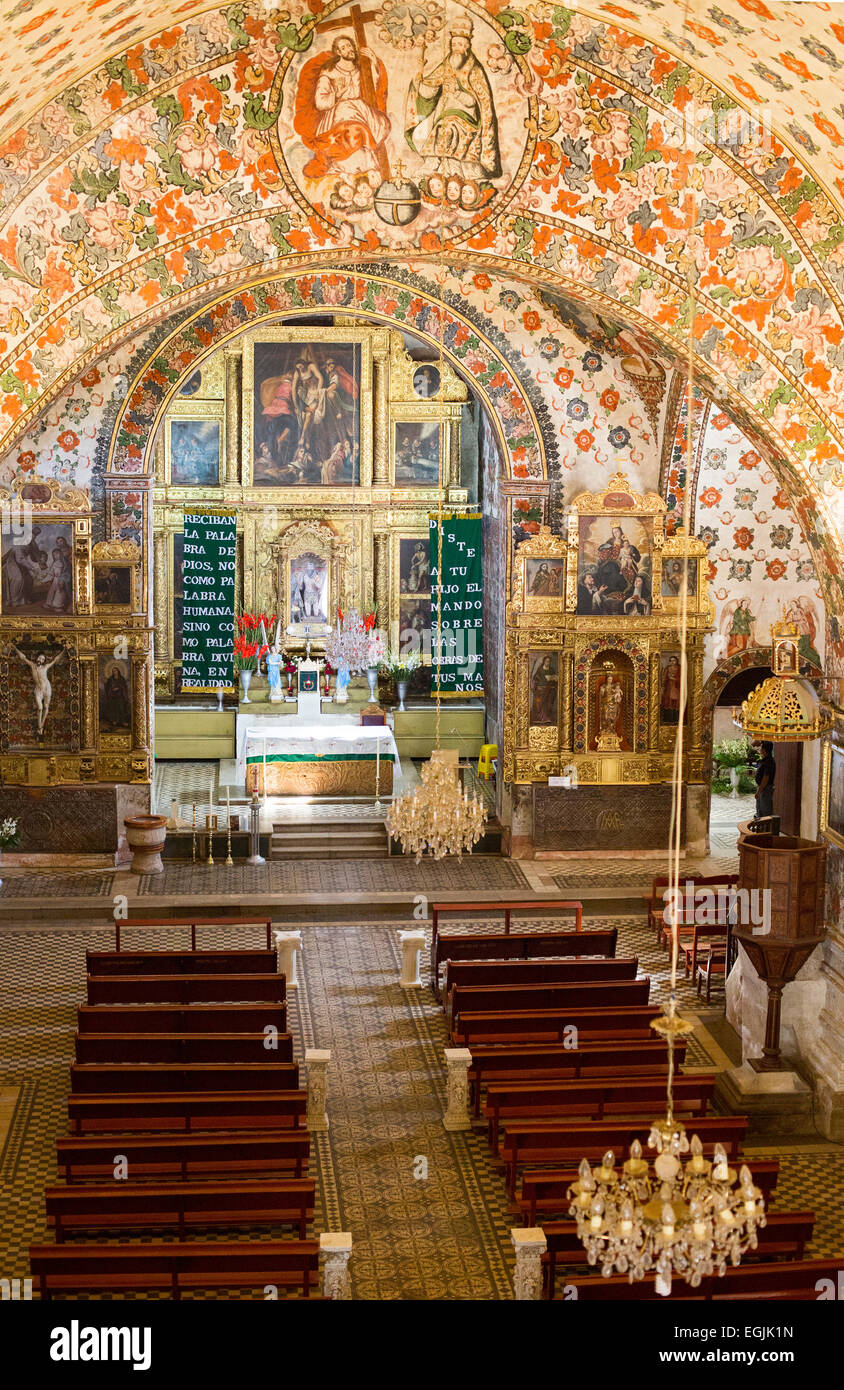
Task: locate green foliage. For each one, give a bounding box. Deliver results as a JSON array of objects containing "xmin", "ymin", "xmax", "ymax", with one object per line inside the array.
[
  {"xmin": 69, "ymin": 166, "xmax": 120, "ymax": 206},
  {"xmin": 381, "ymin": 649, "xmax": 421, "ymax": 681},
  {"xmin": 274, "ymin": 18, "xmax": 315, "ymax": 54},
  {"xmin": 497, "ymin": 10, "xmax": 532, "ymax": 55},
  {"xmin": 104, "ymin": 57, "xmax": 145, "ymax": 98},
  {"xmin": 620, "ymin": 108, "xmax": 661, "ymax": 176},
  {"xmin": 243, "ymin": 92, "xmax": 282, "ymax": 131},
  {"xmin": 712, "ymin": 777, "xmax": 731, "ymax": 796},
  {"xmin": 712, "ymin": 737, "xmax": 752, "ymax": 769}
]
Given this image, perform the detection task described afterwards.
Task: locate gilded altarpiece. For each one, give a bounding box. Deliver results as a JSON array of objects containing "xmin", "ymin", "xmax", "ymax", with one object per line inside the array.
[
  {"xmin": 0, "ymin": 475, "xmax": 149, "ymax": 786},
  {"xmin": 153, "ymin": 324, "xmax": 468, "ymax": 693},
  {"xmin": 504, "ymin": 476, "xmax": 713, "ymax": 796}
]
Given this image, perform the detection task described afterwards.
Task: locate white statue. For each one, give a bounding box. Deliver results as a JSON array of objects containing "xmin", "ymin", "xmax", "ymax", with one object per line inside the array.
[{"xmin": 13, "ymin": 646, "xmax": 65, "ymax": 734}]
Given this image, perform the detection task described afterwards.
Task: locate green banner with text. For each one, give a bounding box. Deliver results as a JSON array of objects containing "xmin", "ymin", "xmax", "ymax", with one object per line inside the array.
[
  {"xmin": 181, "ymin": 509, "xmax": 236, "ymax": 692},
  {"xmin": 429, "ymin": 513, "xmax": 484, "ymax": 697}
]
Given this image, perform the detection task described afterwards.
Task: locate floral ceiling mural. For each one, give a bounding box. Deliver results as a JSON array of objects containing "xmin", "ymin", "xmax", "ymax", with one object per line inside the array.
[{"xmin": 1, "ymin": 1, "xmax": 844, "ymax": 609}]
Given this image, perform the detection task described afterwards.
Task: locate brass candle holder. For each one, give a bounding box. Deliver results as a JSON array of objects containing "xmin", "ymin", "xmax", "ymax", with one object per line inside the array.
[
  {"xmin": 225, "ymin": 812, "xmax": 233, "ymax": 867},
  {"xmin": 205, "ymin": 813, "xmax": 216, "ymax": 867}
]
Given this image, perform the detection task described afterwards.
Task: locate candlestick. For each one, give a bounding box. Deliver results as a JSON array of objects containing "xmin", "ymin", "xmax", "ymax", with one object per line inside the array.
[
  {"xmin": 225, "ymin": 801, "xmax": 233, "ymax": 867},
  {"xmin": 205, "ymin": 813, "xmax": 215, "ymax": 867},
  {"xmin": 374, "ymin": 734, "xmax": 382, "ymax": 811},
  {"xmin": 191, "ymin": 801, "xmax": 197, "ymax": 865}
]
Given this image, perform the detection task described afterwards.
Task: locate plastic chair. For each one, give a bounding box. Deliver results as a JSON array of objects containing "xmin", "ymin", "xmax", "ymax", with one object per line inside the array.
[{"xmin": 477, "ymin": 743, "xmax": 498, "ymax": 780}]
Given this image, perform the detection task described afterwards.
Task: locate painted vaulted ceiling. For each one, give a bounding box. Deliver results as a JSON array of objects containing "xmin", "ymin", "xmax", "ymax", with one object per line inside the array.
[{"xmin": 3, "ymin": 1, "xmax": 844, "ymax": 197}]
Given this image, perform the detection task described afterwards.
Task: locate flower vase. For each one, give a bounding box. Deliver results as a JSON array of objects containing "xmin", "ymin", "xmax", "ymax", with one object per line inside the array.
[
  {"xmin": 239, "ymin": 669, "xmax": 253, "ymax": 704},
  {"xmin": 396, "ymin": 679, "xmax": 409, "ymax": 712},
  {"xmin": 366, "ymin": 667, "xmax": 379, "ymax": 704},
  {"xmin": 729, "ymin": 766, "xmax": 741, "ymax": 799}
]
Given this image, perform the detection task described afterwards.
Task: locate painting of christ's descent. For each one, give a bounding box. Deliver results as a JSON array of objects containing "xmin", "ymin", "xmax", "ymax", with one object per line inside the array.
[
  {"xmin": 576, "ymin": 516, "xmax": 653, "ymax": 616},
  {"xmin": 1, "ymin": 524, "xmax": 74, "ymax": 616},
  {"xmin": 526, "ymin": 558, "xmax": 564, "ymax": 599},
  {"xmin": 400, "ymin": 537, "xmax": 430, "ymax": 594},
  {"xmin": 289, "ymin": 553, "xmax": 329, "ymax": 626},
  {"xmin": 661, "ymin": 557, "xmax": 698, "ymax": 599},
  {"xmin": 98, "ymin": 656, "xmax": 132, "ymax": 735},
  {"xmin": 274, "ymin": 10, "xmax": 529, "ymax": 241},
  {"xmin": 395, "ymin": 421, "xmax": 439, "ymax": 485},
  {"xmin": 659, "ymin": 652, "xmax": 687, "ymax": 726},
  {"xmin": 413, "ymin": 365, "xmax": 440, "ymax": 399},
  {"xmin": 253, "ymin": 342, "xmax": 360, "ymax": 486},
  {"xmin": 529, "ymin": 652, "xmax": 558, "ymax": 726},
  {"xmin": 399, "ymin": 596, "xmax": 431, "ymax": 640},
  {"xmin": 170, "ymin": 419, "xmax": 220, "ymax": 487},
  {"xmin": 94, "ymin": 565, "xmax": 132, "ymax": 609}
]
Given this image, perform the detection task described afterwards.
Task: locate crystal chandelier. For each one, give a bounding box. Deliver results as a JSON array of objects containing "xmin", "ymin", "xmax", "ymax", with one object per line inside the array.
[
  {"xmin": 386, "ymin": 757, "xmax": 486, "ymax": 862},
  {"xmin": 567, "ymin": 1007, "xmax": 766, "ymax": 1295}
]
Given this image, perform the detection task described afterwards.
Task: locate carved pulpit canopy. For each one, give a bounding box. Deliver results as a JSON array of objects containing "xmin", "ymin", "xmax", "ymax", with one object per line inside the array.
[{"xmin": 271, "ymin": 519, "xmax": 349, "ymax": 641}]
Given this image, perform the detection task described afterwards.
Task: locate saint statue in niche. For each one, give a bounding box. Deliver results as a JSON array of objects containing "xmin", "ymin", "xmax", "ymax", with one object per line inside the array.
[
  {"xmin": 13, "ymin": 646, "xmax": 65, "ymax": 735},
  {"xmin": 595, "ymin": 661, "xmax": 623, "ymax": 751}
]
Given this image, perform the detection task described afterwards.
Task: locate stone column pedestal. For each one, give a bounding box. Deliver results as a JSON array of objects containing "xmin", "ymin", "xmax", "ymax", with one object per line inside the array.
[
  {"xmin": 397, "ymin": 929, "xmax": 425, "ymax": 988},
  {"xmin": 443, "ymin": 1047, "xmax": 472, "ymax": 1131},
  {"xmin": 511, "ymin": 1228, "xmax": 546, "ymax": 1300},
  {"xmin": 305, "ymin": 1048, "xmax": 330, "ymax": 1132},
  {"xmin": 320, "ymin": 1232, "xmax": 352, "ymax": 1300},
  {"xmin": 273, "ymin": 930, "xmax": 302, "ymax": 988}
]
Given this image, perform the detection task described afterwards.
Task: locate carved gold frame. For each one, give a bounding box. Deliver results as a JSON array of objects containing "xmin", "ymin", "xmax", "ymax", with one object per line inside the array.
[
  {"xmin": 390, "ymin": 401, "xmax": 460, "ymax": 489},
  {"xmin": 389, "ymin": 339, "xmax": 468, "ymax": 405},
  {"xmin": 659, "ymin": 534, "xmax": 715, "ymax": 625},
  {"xmin": 0, "ymin": 473, "xmax": 92, "ymax": 618},
  {"xmin": 566, "ymin": 471, "xmax": 666, "ymax": 618},
  {"xmin": 241, "ymin": 326, "xmax": 375, "ymax": 489},
  {"xmin": 164, "ymin": 397, "xmax": 225, "ymax": 488},
  {"xmin": 820, "ymin": 733, "xmax": 844, "ymax": 851},
  {"xmin": 92, "ymin": 540, "xmax": 141, "ymax": 615},
  {"xmin": 271, "ymin": 519, "xmax": 348, "ymax": 643}
]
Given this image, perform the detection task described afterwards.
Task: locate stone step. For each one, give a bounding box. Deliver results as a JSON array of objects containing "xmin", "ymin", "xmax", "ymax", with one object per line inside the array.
[{"xmin": 270, "ymin": 845, "xmax": 388, "ymax": 860}]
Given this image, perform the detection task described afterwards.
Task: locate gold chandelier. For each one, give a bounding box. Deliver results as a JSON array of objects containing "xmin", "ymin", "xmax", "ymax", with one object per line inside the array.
[{"xmin": 386, "ymin": 757, "xmax": 486, "ymax": 861}]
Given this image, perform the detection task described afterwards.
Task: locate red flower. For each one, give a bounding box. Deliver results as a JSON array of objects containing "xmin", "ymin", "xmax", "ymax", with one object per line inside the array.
[
  {"xmin": 766, "ymin": 558, "xmax": 787, "ymax": 580},
  {"xmin": 600, "ymin": 388, "xmax": 620, "ymax": 410},
  {"xmin": 738, "ymin": 449, "xmax": 760, "ymax": 470},
  {"xmin": 472, "ymin": 273, "xmax": 492, "ymax": 291},
  {"xmin": 733, "ymin": 526, "xmax": 754, "ymax": 550},
  {"xmin": 522, "ymin": 310, "xmax": 541, "ymax": 332},
  {"xmin": 17, "ymin": 450, "xmax": 36, "ymax": 471},
  {"xmin": 699, "ymin": 486, "xmax": 722, "ymax": 508},
  {"xmin": 80, "ymin": 368, "xmax": 101, "ymax": 388},
  {"xmin": 710, "ymin": 412, "xmax": 731, "ymax": 431},
  {"xmin": 337, "ymin": 607, "xmax": 344, "ymax": 623},
  {"xmin": 575, "ymin": 429, "xmax": 594, "ymax": 451},
  {"xmin": 554, "ymin": 367, "xmax": 574, "ymax": 390},
  {"xmin": 57, "ymin": 429, "xmax": 79, "ymax": 451},
  {"xmin": 771, "ymin": 488, "xmax": 790, "ymax": 510},
  {"xmin": 362, "ymin": 611, "xmax": 376, "ymax": 632}
]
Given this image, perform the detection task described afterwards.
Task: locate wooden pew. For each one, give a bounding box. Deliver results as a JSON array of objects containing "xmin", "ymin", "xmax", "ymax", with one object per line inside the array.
[
  {"xmin": 431, "ymin": 928, "xmax": 617, "ymax": 999},
  {"xmin": 431, "ymin": 900, "xmax": 583, "ymax": 954},
  {"xmin": 67, "ymin": 1090, "xmax": 308, "ymax": 1135},
  {"xmin": 29, "ymin": 1239, "xmax": 320, "ymax": 1300},
  {"xmin": 484, "ymin": 1074, "xmax": 714, "ymax": 1155},
  {"xmin": 45, "ymin": 1178, "xmax": 316, "ymax": 1242},
  {"xmin": 501, "ymin": 1114, "xmax": 749, "ymax": 1199},
  {"xmin": 453, "ymin": 1004, "xmax": 661, "ymax": 1048},
  {"xmin": 108, "ymin": 916, "xmax": 274, "ymax": 952},
  {"xmin": 77, "ymin": 1003, "xmax": 286, "ymax": 1034},
  {"xmin": 87, "ymin": 973, "xmax": 286, "ymax": 1006},
  {"xmin": 74, "ymin": 1031, "xmax": 294, "ymax": 1065},
  {"xmin": 70, "ymin": 1062, "xmax": 300, "ymax": 1094},
  {"xmin": 564, "ymin": 1257, "xmax": 838, "ymax": 1301},
  {"xmin": 519, "ymin": 1158, "xmax": 781, "ymax": 1226},
  {"xmin": 541, "ymin": 1210, "xmax": 815, "ymax": 1297},
  {"xmin": 467, "ymin": 1039, "xmax": 688, "ymax": 1117},
  {"xmin": 450, "ymin": 978, "xmax": 650, "ymax": 1036},
  {"xmin": 56, "ymin": 1129, "xmax": 311, "ymax": 1182},
  {"xmin": 444, "ymin": 957, "xmax": 639, "ymax": 1003},
  {"xmin": 86, "ymin": 948, "xmax": 278, "ymax": 976}
]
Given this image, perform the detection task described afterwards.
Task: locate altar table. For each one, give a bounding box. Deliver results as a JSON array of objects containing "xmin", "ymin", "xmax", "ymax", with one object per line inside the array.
[{"xmin": 240, "ymin": 720, "xmax": 400, "ymax": 797}]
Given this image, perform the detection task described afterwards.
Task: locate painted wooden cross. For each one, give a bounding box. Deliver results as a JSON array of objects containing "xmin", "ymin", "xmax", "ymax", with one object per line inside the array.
[{"xmin": 316, "ymin": 4, "xmax": 391, "ymax": 182}]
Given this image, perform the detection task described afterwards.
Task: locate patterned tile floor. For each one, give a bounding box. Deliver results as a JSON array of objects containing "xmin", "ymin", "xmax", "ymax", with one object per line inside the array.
[
  {"xmin": 135, "ymin": 859, "xmax": 528, "ymax": 896},
  {"xmin": 1, "ymin": 913, "xmax": 841, "ymax": 1299}
]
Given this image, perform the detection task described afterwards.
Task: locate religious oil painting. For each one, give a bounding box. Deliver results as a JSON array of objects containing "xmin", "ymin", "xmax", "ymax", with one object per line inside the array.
[
  {"xmin": 290, "ymin": 552, "xmax": 329, "ymax": 626},
  {"xmin": 1, "ymin": 523, "xmax": 74, "ymax": 616},
  {"xmin": 661, "ymin": 557, "xmax": 698, "ymax": 600},
  {"xmin": 576, "ymin": 515, "xmax": 653, "ymax": 616},
  {"xmin": 526, "ymin": 558, "xmax": 564, "ymax": 599},
  {"xmin": 169, "ymin": 419, "xmax": 220, "ymax": 487},
  {"xmin": 269, "ymin": 9, "xmax": 532, "ymax": 245},
  {"xmin": 94, "ymin": 565, "xmax": 132, "ymax": 609},
  {"xmin": 394, "ymin": 421, "xmax": 439, "ymax": 485},
  {"xmin": 400, "ymin": 537, "xmax": 430, "ymax": 594},
  {"xmin": 529, "ymin": 652, "xmax": 558, "ymax": 726},
  {"xmin": 413, "ymin": 364, "xmax": 440, "ymax": 399},
  {"xmin": 252, "ymin": 341, "xmax": 360, "ymax": 486},
  {"xmin": 98, "ymin": 655, "xmax": 132, "ymax": 735},
  {"xmin": 399, "ymin": 596, "xmax": 431, "ymax": 640},
  {"xmin": 659, "ymin": 651, "xmax": 687, "ymax": 726},
  {"xmin": 825, "ymin": 744, "xmax": 844, "ymax": 848}
]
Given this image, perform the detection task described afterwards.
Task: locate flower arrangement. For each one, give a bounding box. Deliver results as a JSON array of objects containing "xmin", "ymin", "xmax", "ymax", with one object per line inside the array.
[
  {"xmin": 713, "ymin": 737, "xmax": 752, "ymax": 770},
  {"xmin": 0, "ymin": 817, "xmax": 19, "ymax": 849},
  {"xmin": 233, "ymin": 612, "xmax": 269, "ymax": 673}
]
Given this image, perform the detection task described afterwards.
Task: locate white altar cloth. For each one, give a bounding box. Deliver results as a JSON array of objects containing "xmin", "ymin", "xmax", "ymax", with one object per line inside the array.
[{"xmin": 236, "ymin": 715, "xmax": 401, "ymax": 789}]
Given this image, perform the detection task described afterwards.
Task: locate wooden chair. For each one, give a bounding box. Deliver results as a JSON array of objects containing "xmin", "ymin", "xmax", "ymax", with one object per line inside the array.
[{"xmin": 696, "ymin": 944, "xmax": 727, "ymax": 1003}]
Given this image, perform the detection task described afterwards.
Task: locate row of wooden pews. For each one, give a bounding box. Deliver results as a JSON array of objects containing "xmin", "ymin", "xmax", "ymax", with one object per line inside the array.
[
  {"xmin": 29, "ymin": 928, "xmax": 331, "ymax": 1300},
  {"xmin": 431, "ymin": 902, "xmax": 832, "ymax": 1301}
]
